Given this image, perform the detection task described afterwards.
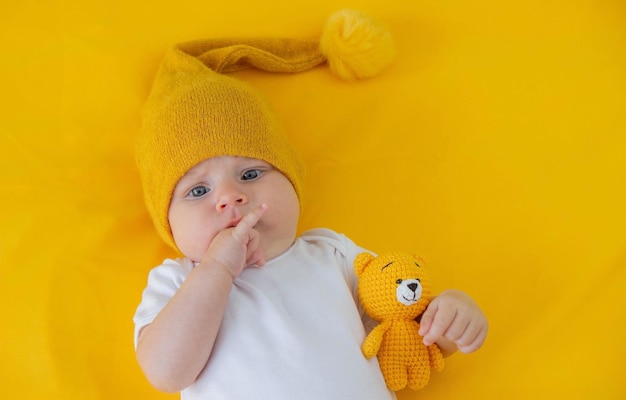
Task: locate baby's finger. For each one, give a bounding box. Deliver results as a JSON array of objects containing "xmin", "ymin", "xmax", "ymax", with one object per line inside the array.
[
  {"xmin": 247, "ymin": 248, "xmax": 266, "ymax": 268},
  {"xmin": 245, "ymin": 229, "xmax": 265, "ymax": 267},
  {"xmin": 422, "ymin": 308, "xmax": 457, "ymax": 346},
  {"xmin": 418, "ymin": 303, "xmax": 437, "ymax": 336},
  {"xmin": 441, "ymin": 313, "xmax": 470, "ymax": 342},
  {"xmin": 457, "ymin": 318, "xmax": 488, "ymax": 354},
  {"xmin": 232, "ymin": 204, "xmax": 267, "ymax": 242}
]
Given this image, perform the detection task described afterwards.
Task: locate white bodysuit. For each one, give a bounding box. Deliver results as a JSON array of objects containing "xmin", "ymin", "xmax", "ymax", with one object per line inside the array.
[{"xmin": 133, "ymin": 228, "xmax": 395, "ymax": 400}]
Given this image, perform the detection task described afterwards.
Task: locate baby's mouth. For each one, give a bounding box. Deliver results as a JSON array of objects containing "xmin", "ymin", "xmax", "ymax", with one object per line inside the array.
[{"xmin": 226, "ymin": 219, "xmax": 241, "ymax": 228}]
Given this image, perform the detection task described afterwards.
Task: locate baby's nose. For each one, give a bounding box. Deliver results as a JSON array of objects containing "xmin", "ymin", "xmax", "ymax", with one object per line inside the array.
[{"xmin": 216, "ymin": 190, "xmax": 248, "ymax": 210}]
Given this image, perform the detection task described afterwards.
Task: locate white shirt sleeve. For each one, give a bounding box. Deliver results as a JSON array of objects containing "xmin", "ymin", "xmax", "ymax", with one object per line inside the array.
[
  {"xmin": 132, "ymin": 258, "xmax": 193, "ymax": 348},
  {"xmin": 298, "ymin": 228, "xmax": 378, "ymax": 331}
]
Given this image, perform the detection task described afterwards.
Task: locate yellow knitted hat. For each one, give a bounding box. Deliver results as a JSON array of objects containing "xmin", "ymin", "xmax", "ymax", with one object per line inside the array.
[{"xmin": 136, "ymin": 9, "xmax": 395, "ymax": 251}]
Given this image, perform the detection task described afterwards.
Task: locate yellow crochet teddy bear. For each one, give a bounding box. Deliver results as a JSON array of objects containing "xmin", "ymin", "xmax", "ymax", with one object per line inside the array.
[{"xmin": 355, "ymin": 251, "xmax": 445, "ymax": 391}]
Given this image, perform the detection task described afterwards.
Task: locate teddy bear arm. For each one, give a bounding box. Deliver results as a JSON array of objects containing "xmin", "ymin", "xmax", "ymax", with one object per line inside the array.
[
  {"xmin": 428, "ymin": 343, "xmax": 445, "ymax": 371},
  {"xmin": 362, "ymin": 321, "xmax": 391, "ymax": 359}
]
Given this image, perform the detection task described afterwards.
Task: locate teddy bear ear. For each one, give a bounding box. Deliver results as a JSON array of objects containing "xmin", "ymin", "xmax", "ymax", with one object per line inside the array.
[
  {"xmin": 354, "ymin": 252, "xmax": 375, "ymax": 276},
  {"xmin": 412, "ymin": 253, "xmax": 426, "ymax": 267}
]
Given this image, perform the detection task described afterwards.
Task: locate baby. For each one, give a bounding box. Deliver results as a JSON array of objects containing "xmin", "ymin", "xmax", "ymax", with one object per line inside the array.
[{"xmin": 133, "ymin": 10, "xmax": 488, "ymax": 400}]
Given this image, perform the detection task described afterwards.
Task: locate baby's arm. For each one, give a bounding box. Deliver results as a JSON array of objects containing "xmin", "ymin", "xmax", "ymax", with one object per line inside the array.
[
  {"xmin": 135, "ymin": 205, "xmax": 267, "ymax": 393},
  {"xmin": 418, "ymin": 289, "xmax": 488, "ymax": 357}
]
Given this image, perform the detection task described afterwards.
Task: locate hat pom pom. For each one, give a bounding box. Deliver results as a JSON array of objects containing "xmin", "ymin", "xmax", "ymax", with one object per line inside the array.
[{"xmin": 320, "ymin": 9, "xmax": 395, "ymax": 80}]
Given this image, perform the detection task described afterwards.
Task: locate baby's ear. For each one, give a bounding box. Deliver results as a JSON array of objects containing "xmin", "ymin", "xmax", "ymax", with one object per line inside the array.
[{"xmin": 354, "ymin": 252, "xmax": 375, "ymax": 276}]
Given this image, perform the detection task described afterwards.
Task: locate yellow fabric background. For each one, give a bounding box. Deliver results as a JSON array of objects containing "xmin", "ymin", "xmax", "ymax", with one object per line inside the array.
[{"xmin": 1, "ymin": 0, "xmax": 624, "ymax": 398}]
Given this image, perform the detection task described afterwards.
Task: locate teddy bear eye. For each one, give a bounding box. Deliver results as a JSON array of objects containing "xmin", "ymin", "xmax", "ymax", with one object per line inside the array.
[{"xmin": 396, "ymin": 279, "xmax": 403, "ymax": 284}]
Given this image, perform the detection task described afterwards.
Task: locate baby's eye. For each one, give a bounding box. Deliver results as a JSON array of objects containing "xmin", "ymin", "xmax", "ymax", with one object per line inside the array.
[
  {"xmin": 188, "ymin": 185, "xmax": 210, "ymax": 198},
  {"xmin": 241, "ymin": 169, "xmax": 261, "ymax": 181}
]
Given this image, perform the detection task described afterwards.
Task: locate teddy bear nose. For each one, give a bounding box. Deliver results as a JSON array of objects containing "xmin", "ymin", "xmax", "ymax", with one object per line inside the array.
[{"xmin": 407, "ymin": 283, "xmax": 418, "ymax": 292}]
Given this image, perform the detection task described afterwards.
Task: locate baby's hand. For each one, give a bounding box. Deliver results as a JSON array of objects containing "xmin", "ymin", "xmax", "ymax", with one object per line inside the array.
[
  {"xmin": 418, "ymin": 289, "xmax": 488, "ymax": 354},
  {"xmin": 201, "ymin": 204, "xmax": 268, "ymax": 279}
]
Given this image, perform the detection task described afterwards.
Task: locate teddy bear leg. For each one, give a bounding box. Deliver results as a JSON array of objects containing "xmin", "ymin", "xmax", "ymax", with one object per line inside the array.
[
  {"xmin": 406, "ymin": 365, "xmax": 430, "ymax": 390},
  {"xmin": 379, "ymin": 358, "xmax": 408, "ymax": 391}
]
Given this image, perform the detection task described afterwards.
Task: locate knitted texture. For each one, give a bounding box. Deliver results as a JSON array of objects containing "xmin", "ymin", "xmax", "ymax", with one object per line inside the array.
[
  {"xmin": 321, "ymin": 9, "xmax": 395, "ymax": 79},
  {"xmin": 136, "ymin": 9, "xmax": 394, "ymax": 252},
  {"xmin": 355, "ymin": 251, "xmax": 445, "ymax": 391}
]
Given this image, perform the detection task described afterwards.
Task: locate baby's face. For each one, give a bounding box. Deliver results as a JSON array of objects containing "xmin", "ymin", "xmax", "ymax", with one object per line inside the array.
[{"xmin": 168, "ymin": 156, "xmax": 300, "ymax": 263}]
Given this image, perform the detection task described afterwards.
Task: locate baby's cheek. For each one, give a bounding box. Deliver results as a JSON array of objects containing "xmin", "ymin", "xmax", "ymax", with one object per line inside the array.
[{"xmin": 173, "ymin": 228, "xmax": 206, "ymax": 262}]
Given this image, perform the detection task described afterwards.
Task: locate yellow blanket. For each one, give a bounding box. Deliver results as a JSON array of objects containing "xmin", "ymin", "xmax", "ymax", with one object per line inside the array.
[{"xmin": 1, "ymin": 0, "xmax": 624, "ymax": 398}]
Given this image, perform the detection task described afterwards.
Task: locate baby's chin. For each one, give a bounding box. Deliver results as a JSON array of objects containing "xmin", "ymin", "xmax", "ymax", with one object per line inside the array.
[{"xmin": 184, "ymin": 247, "xmax": 208, "ymax": 264}]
